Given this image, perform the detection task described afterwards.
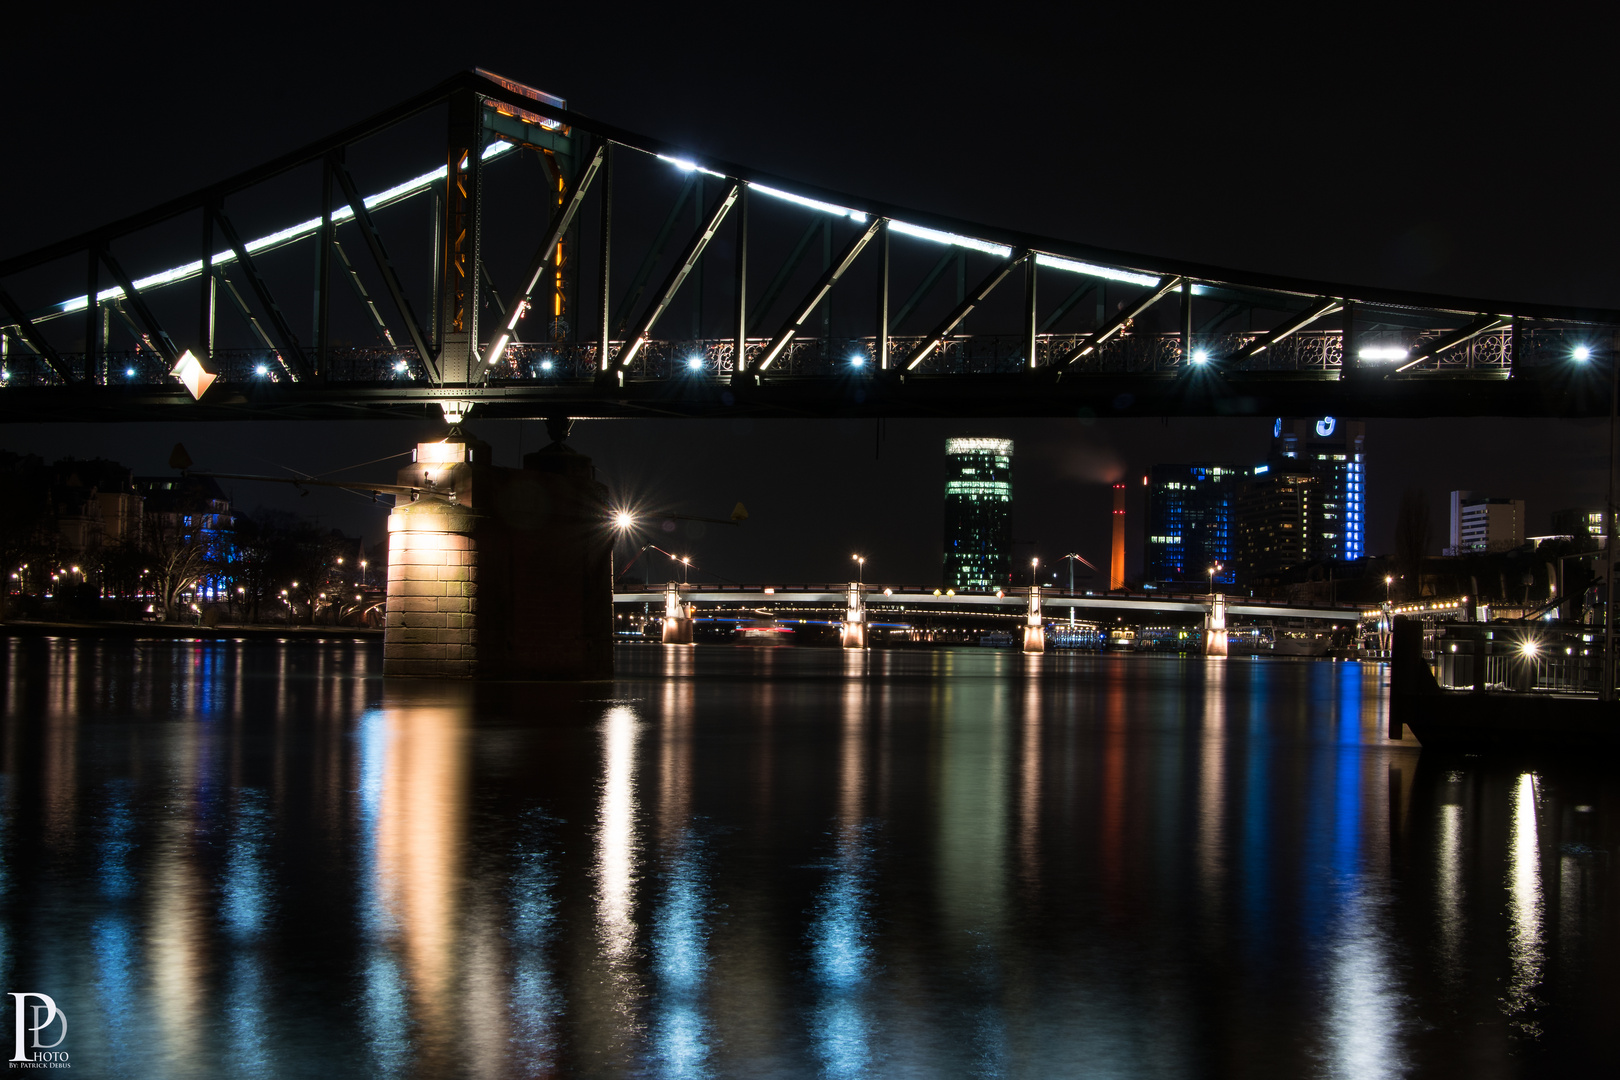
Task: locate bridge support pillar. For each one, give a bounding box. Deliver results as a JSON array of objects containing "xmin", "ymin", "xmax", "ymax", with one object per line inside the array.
[
  {"xmin": 842, "ymin": 582, "xmax": 868, "ymax": 649},
  {"xmin": 1204, "ymin": 592, "xmax": 1229, "ymax": 657},
  {"xmin": 384, "ymin": 435, "xmax": 612, "ymax": 679},
  {"xmin": 1023, "ymin": 584, "xmax": 1045, "ymax": 653},
  {"xmin": 661, "ymin": 581, "xmax": 693, "ymax": 644}
]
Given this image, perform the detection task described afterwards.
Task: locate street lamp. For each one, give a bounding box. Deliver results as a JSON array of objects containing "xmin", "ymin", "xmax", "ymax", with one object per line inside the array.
[
  {"xmin": 852, "ymin": 554, "xmax": 865, "ymax": 584},
  {"xmin": 1208, "ymin": 561, "xmax": 1223, "ymax": 595},
  {"xmin": 681, "ymin": 555, "xmax": 690, "ymax": 584}
]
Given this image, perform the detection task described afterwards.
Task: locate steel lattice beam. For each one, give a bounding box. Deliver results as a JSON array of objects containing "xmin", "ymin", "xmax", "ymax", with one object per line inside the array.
[{"xmin": 613, "ymin": 181, "xmax": 741, "ymax": 372}]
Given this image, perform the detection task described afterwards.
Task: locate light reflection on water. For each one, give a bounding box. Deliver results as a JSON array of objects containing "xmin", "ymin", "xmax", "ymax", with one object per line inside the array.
[{"xmin": 1, "ymin": 637, "xmax": 1617, "ymax": 1076}]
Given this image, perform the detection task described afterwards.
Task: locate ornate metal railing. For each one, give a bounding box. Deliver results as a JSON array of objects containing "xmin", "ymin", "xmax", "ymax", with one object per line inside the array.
[{"xmin": 2, "ymin": 326, "xmax": 1603, "ymax": 391}]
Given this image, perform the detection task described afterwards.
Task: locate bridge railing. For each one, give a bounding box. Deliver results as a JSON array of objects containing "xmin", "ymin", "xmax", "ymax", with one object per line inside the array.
[{"xmin": 1, "ymin": 326, "xmax": 1599, "ymax": 391}]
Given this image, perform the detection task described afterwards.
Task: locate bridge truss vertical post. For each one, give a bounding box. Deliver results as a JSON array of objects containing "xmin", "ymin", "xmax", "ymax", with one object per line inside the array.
[
  {"xmin": 598, "ymin": 144, "xmax": 613, "ymax": 372},
  {"xmin": 1023, "ymin": 584, "xmax": 1045, "ymax": 653},
  {"xmin": 439, "ymin": 88, "xmax": 483, "ymax": 387},
  {"xmin": 876, "ymin": 220, "xmax": 890, "ymax": 369},
  {"xmin": 1339, "ymin": 300, "xmax": 1358, "ymax": 379},
  {"xmin": 733, "ymin": 184, "xmax": 747, "ymax": 372},
  {"xmin": 199, "ymin": 207, "xmax": 216, "ymax": 363},
  {"xmin": 314, "ymin": 154, "xmax": 335, "ymax": 375},
  {"xmin": 1022, "ymin": 252, "xmax": 1037, "ymax": 367},
  {"xmin": 1180, "ymin": 277, "xmax": 1192, "ymax": 365},
  {"xmin": 84, "ymin": 246, "xmax": 99, "ymax": 383}
]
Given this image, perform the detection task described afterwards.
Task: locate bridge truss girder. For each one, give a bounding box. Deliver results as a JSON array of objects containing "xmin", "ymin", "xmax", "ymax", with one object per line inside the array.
[{"xmin": 2, "ymin": 69, "xmax": 1617, "ymax": 422}]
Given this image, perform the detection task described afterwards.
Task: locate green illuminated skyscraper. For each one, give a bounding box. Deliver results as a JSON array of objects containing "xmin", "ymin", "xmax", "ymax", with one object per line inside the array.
[{"xmin": 943, "ymin": 437, "xmax": 1012, "ymax": 591}]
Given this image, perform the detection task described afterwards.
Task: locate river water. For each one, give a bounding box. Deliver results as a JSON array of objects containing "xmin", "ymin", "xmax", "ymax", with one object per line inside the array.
[{"xmin": 0, "ymin": 637, "xmax": 1614, "ymax": 1078}]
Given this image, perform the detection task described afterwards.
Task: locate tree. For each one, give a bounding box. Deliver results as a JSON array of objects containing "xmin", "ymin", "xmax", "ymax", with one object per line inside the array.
[
  {"xmin": 1394, "ymin": 487, "xmax": 1432, "ymax": 600},
  {"xmin": 143, "ymin": 522, "xmax": 209, "ymax": 621}
]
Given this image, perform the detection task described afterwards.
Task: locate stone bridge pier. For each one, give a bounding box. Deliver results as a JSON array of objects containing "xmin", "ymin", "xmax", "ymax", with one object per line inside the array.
[
  {"xmin": 841, "ymin": 582, "xmax": 868, "ymax": 649},
  {"xmin": 1204, "ymin": 593, "xmax": 1229, "ymax": 657},
  {"xmin": 384, "ymin": 433, "xmax": 613, "ymax": 679},
  {"xmin": 661, "ymin": 580, "xmax": 694, "ymax": 644},
  {"xmin": 1023, "ymin": 585, "xmax": 1045, "ymax": 654}
]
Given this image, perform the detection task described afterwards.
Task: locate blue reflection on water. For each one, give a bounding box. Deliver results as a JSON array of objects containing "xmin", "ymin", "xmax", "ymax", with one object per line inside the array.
[
  {"xmin": 649, "ymin": 836, "xmax": 712, "ymax": 1077},
  {"xmin": 809, "ymin": 824, "xmax": 875, "ymax": 1078},
  {"xmin": 1241, "ymin": 671, "xmax": 1273, "ymax": 942},
  {"xmin": 352, "ymin": 707, "xmax": 410, "ymax": 1077},
  {"xmin": 221, "ymin": 788, "xmax": 271, "ymax": 936},
  {"xmin": 221, "ymin": 788, "xmax": 274, "ymax": 1078},
  {"xmin": 98, "ymin": 781, "xmax": 137, "ymax": 899},
  {"xmin": 508, "ymin": 808, "xmax": 563, "ymax": 1075},
  {"xmin": 92, "ymin": 915, "xmax": 139, "ymax": 1068}
]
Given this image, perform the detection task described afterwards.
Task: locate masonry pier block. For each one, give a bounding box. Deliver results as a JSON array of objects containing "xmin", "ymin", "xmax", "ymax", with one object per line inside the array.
[
  {"xmin": 1023, "ymin": 584, "xmax": 1046, "ymax": 654},
  {"xmin": 383, "ymin": 435, "xmax": 612, "ymax": 679}
]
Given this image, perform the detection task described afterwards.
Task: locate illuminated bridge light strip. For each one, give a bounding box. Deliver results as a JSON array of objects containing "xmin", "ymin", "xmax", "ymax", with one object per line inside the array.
[{"xmin": 47, "ymin": 141, "xmax": 520, "ymax": 320}]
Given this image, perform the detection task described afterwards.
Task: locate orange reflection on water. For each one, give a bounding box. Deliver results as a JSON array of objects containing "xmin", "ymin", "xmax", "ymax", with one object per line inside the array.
[{"xmin": 372, "ymin": 686, "xmax": 470, "ymax": 1061}]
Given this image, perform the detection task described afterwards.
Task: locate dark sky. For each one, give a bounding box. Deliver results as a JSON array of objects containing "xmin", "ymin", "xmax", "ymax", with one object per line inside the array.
[{"xmin": 3, "ymin": 5, "xmax": 1616, "ymax": 585}]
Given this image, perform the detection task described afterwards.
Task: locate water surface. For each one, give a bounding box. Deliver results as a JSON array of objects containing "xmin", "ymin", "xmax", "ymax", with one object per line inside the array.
[{"xmin": 1, "ymin": 638, "xmax": 1614, "ymax": 1077}]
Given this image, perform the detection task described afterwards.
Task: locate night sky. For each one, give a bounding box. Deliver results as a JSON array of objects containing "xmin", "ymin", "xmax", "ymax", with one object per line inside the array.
[{"xmin": 3, "ymin": 5, "xmax": 1615, "ymax": 587}]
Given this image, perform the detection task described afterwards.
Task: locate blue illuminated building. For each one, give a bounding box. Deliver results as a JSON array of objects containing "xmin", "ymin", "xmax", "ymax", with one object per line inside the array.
[
  {"xmin": 1269, "ymin": 417, "xmax": 1366, "ymax": 562},
  {"xmin": 1144, "ymin": 463, "xmax": 1239, "ymax": 586}
]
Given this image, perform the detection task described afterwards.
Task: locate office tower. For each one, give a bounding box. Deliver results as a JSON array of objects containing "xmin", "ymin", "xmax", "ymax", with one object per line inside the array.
[
  {"xmin": 943, "ymin": 437, "xmax": 1012, "ymax": 592},
  {"xmin": 1144, "ymin": 463, "xmax": 1238, "ymax": 586},
  {"xmin": 1269, "ymin": 416, "xmax": 1365, "ymax": 562},
  {"xmin": 1233, "ymin": 466, "xmax": 1322, "ymax": 580},
  {"xmin": 1447, "ymin": 491, "xmax": 1526, "ymax": 554}
]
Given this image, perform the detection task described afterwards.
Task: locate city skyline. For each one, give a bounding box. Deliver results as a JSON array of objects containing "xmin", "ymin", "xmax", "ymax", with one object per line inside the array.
[{"xmin": 3, "ymin": 412, "xmax": 1604, "ymax": 590}]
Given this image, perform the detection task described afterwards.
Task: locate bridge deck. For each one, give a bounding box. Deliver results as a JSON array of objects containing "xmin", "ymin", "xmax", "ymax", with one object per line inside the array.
[{"xmin": 614, "ymin": 586, "xmax": 1360, "ymax": 622}]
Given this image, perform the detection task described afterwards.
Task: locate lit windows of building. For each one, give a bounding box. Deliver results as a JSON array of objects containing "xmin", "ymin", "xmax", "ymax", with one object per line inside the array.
[
  {"xmin": 1144, "ymin": 463, "xmax": 1236, "ymax": 586},
  {"xmin": 1446, "ymin": 491, "xmax": 1526, "ymax": 555},
  {"xmin": 1268, "ymin": 417, "xmax": 1365, "ymax": 563},
  {"xmin": 943, "ymin": 438, "xmax": 1013, "ymax": 592}
]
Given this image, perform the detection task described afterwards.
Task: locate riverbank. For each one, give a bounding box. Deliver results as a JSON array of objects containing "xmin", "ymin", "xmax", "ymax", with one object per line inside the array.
[{"xmin": 1, "ymin": 619, "xmax": 381, "ymax": 641}]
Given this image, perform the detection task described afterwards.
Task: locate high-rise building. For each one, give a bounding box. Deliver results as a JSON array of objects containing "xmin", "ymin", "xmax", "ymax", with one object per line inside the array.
[
  {"xmin": 1447, "ymin": 491, "xmax": 1525, "ymax": 555},
  {"xmin": 1268, "ymin": 417, "xmax": 1365, "ymax": 562},
  {"xmin": 943, "ymin": 437, "xmax": 1012, "ymax": 592},
  {"xmin": 1143, "ymin": 463, "xmax": 1238, "ymax": 586},
  {"xmin": 1233, "ymin": 466, "xmax": 1322, "ymax": 581}
]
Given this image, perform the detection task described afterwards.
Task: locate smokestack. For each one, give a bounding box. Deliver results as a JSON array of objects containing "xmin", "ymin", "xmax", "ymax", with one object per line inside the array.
[{"xmin": 1111, "ymin": 483, "xmax": 1126, "ymax": 591}]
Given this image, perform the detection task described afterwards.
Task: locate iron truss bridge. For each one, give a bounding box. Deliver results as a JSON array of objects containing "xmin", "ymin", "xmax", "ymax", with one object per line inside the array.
[
  {"xmin": 2, "ymin": 69, "xmax": 1616, "ymax": 424},
  {"xmin": 613, "ymin": 584, "xmax": 1361, "ymax": 624}
]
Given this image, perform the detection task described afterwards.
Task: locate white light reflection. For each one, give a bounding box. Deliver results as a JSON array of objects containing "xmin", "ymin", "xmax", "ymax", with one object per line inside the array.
[
  {"xmin": 809, "ymin": 676, "xmax": 875, "ymax": 1078},
  {"xmin": 1324, "ymin": 886, "xmax": 1405, "ymax": 1080},
  {"xmin": 1502, "ymin": 772, "xmax": 1545, "ymax": 1035},
  {"xmin": 1435, "ymin": 796, "xmax": 1466, "ymax": 980},
  {"xmin": 596, "ymin": 706, "xmax": 641, "ymax": 964}
]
